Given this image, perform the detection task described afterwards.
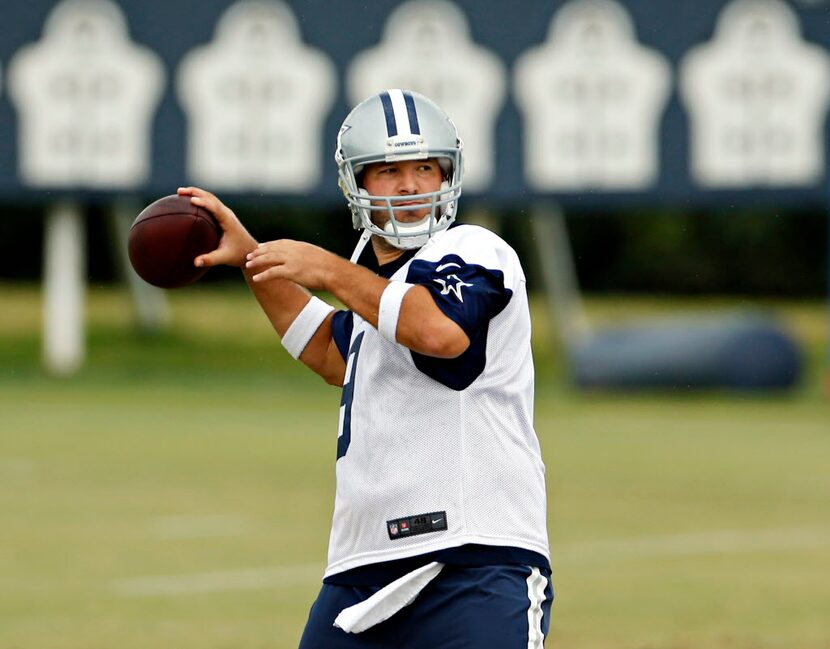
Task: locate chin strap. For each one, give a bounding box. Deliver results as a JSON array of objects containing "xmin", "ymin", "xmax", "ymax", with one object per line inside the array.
[{"xmin": 349, "ymin": 229, "xmax": 373, "ymax": 264}]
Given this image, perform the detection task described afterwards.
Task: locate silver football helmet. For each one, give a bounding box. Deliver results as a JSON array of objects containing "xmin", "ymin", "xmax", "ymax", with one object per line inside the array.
[{"xmin": 335, "ymin": 89, "xmax": 464, "ymax": 250}]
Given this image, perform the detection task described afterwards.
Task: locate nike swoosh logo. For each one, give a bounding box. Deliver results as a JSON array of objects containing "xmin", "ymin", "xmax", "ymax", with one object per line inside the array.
[{"xmin": 432, "ymin": 518, "xmax": 443, "ymax": 525}]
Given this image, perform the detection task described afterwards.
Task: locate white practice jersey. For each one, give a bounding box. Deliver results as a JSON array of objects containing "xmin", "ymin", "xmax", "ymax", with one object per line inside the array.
[{"xmin": 325, "ymin": 224, "xmax": 549, "ymax": 579}]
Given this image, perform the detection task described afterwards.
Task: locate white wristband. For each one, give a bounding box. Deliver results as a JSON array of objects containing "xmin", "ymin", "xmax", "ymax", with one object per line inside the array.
[
  {"xmin": 281, "ymin": 296, "xmax": 335, "ymax": 360},
  {"xmin": 378, "ymin": 281, "xmax": 414, "ymax": 342}
]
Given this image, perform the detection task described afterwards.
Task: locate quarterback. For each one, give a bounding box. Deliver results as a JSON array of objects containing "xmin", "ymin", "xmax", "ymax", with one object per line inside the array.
[{"xmin": 178, "ymin": 89, "xmax": 552, "ymax": 647}]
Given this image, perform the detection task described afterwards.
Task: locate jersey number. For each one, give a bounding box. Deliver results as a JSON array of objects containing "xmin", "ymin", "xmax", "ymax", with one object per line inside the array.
[{"xmin": 337, "ymin": 332, "xmax": 364, "ymax": 460}]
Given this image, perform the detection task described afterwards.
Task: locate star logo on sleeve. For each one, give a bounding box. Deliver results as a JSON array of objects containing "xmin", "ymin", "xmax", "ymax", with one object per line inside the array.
[{"xmin": 433, "ymin": 274, "xmax": 474, "ymax": 302}]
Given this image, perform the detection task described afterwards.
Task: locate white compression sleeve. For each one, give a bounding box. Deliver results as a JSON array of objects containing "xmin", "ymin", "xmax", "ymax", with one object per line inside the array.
[
  {"xmin": 377, "ymin": 281, "xmax": 415, "ymax": 342},
  {"xmin": 280, "ymin": 296, "xmax": 335, "ymax": 360}
]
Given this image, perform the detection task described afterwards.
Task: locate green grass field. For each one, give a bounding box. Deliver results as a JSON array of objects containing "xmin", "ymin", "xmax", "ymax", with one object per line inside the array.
[{"xmin": 1, "ymin": 283, "xmax": 828, "ymax": 649}]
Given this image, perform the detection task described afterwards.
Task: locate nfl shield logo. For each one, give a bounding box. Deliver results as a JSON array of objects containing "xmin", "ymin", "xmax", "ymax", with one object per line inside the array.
[{"xmin": 389, "ymin": 523, "xmax": 398, "ymax": 536}]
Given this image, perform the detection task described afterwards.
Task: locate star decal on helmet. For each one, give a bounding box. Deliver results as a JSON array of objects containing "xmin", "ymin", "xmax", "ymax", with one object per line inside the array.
[{"xmin": 433, "ymin": 274, "xmax": 474, "ymax": 302}]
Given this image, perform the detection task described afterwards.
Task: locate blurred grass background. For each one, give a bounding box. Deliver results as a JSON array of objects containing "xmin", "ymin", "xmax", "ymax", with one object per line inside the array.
[{"xmin": 1, "ymin": 282, "xmax": 828, "ymax": 649}]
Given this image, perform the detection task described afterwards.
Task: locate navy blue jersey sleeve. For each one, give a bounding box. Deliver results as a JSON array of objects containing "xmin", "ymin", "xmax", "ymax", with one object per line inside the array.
[
  {"xmin": 405, "ymin": 254, "xmax": 513, "ymax": 339},
  {"xmin": 329, "ymin": 310, "xmax": 354, "ymax": 361},
  {"xmin": 405, "ymin": 254, "xmax": 513, "ymax": 390}
]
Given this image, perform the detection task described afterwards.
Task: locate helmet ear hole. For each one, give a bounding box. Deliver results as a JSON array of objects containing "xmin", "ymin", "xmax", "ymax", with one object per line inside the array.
[
  {"xmin": 439, "ymin": 180, "xmax": 456, "ymax": 220},
  {"xmin": 345, "ymin": 188, "xmax": 371, "ymax": 230}
]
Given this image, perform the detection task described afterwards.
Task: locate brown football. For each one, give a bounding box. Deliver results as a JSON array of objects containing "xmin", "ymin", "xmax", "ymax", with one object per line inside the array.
[{"xmin": 127, "ymin": 195, "xmax": 221, "ymax": 288}]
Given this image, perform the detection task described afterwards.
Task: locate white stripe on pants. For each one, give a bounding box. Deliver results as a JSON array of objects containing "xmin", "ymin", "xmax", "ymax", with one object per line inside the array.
[{"xmin": 525, "ymin": 566, "xmax": 547, "ymax": 648}]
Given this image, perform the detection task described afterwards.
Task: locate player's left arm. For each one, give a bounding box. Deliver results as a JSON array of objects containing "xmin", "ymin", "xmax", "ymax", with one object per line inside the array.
[{"xmin": 246, "ymin": 240, "xmax": 470, "ymax": 359}]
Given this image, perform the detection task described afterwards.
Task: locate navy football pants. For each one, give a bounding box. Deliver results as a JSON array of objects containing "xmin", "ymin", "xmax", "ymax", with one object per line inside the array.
[{"xmin": 298, "ymin": 564, "xmax": 553, "ymax": 648}]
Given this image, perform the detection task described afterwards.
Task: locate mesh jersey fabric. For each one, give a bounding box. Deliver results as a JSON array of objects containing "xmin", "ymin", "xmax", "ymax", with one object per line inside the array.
[{"xmin": 325, "ymin": 224, "xmax": 549, "ymax": 579}]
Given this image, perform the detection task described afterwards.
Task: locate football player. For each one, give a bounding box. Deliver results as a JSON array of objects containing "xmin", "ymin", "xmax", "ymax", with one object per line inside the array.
[{"xmin": 178, "ymin": 89, "xmax": 552, "ymax": 648}]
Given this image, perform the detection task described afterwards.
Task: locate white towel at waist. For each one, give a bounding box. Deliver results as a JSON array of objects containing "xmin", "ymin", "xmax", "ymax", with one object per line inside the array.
[{"xmin": 333, "ymin": 561, "xmax": 445, "ymax": 634}]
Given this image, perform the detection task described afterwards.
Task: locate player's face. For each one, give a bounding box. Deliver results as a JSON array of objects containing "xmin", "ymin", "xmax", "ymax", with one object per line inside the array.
[{"xmin": 361, "ymin": 159, "xmax": 444, "ymax": 225}]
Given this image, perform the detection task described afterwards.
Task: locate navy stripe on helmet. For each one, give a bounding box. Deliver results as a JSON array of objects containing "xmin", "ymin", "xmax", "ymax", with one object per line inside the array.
[
  {"xmin": 403, "ymin": 91, "xmax": 420, "ymax": 135},
  {"xmin": 379, "ymin": 91, "xmax": 398, "ymax": 137}
]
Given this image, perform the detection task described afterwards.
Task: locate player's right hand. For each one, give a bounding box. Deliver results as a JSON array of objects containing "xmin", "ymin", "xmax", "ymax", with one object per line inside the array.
[{"xmin": 177, "ymin": 186, "xmax": 258, "ymax": 268}]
